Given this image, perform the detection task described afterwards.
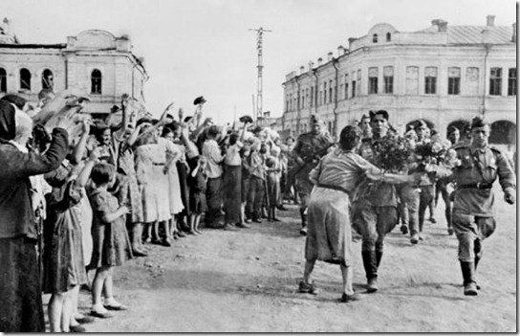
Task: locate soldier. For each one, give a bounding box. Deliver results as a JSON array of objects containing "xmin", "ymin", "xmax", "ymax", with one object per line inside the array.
[
  {"xmin": 451, "ymin": 116, "xmax": 515, "ymax": 296},
  {"xmin": 292, "ymin": 115, "xmax": 334, "ymax": 236},
  {"xmin": 352, "ymin": 110, "xmax": 402, "ymax": 292}
]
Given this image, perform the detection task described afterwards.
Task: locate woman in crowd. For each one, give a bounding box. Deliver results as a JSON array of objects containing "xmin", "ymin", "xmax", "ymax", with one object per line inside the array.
[
  {"xmin": 0, "ymin": 96, "xmax": 74, "ymax": 332},
  {"xmin": 223, "ymin": 131, "xmax": 247, "ymax": 229},
  {"xmin": 299, "ymin": 125, "xmax": 415, "ymax": 302},
  {"xmin": 162, "ymin": 124, "xmax": 185, "ymax": 242}
]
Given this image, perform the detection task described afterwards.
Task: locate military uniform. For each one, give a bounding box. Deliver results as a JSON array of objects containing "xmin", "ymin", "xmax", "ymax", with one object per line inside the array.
[
  {"xmin": 292, "ymin": 131, "xmax": 333, "ymax": 231},
  {"xmin": 451, "ymin": 131, "xmax": 515, "ymax": 295},
  {"xmin": 352, "ymin": 134, "xmax": 400, "ymax": 291}
]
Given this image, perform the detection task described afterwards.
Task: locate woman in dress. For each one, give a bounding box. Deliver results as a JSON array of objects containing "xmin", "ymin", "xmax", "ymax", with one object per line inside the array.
[
  {"xmin": 223, "ymin": 132, "xmax": 244, "ymax": 229},
  {"xmin": 299, "ymin": 125, "xmax": 415, "ymax": 302},
  {"xmin": 135, "ymin": 122, "xmax": 181, "ymax": 246}
]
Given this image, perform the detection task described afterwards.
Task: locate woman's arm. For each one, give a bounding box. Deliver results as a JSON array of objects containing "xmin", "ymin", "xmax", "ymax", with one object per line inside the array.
[
  {"xmin": 72, "ymin": 120, "xmax": 90, "ymax": 164},
  {"xmin": 101, "ymin": 206, "xmax": 129, "ymax": 223}
]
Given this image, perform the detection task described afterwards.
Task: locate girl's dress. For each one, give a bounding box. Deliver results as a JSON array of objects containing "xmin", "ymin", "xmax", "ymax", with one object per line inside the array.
[
  {"xmin": 42, "ymin": 164, "xmax": 87, "ymax": 293},
  {"xmin": 88, "ymin": 187, "xmax": 133, "ymax": 268},
  {"xmin": 166, "ymin": 142, "xmax": 184, "ymax": 215}
]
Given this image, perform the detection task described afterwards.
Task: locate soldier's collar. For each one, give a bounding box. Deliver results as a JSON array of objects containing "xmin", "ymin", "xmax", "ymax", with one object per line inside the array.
[{"xmin": 470, "ymin": 145, "xmax": 487, "ymax": 154}]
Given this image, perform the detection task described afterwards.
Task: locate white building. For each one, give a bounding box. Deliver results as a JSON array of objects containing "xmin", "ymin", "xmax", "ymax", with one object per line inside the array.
[
  {"xmin": 0, "ymin": 18, "xmax": 148, "ymax": 118},
  {"xmin": 282, "ymin": 15, "xmax": 516, "ymax": 145}
]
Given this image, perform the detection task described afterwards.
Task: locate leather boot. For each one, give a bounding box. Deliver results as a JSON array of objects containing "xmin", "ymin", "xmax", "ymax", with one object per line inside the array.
[
  {"xmin": 362, "ymin": 250, "xmax": 378, "ymax": 293},
  {"xmin": 460, "ymin": 261, "xmax": 478, "ymax": 296},
  {"xmin": 375, "ymin": 250, "xmax": 383, "ymax": 268},
  {"xmin": 299, "ymin": 208, "xmax": 307, "ymax": 235}
]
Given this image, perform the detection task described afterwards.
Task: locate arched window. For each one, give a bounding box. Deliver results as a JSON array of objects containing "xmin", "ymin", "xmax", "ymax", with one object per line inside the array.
[
  {"xmin": 372, "ymin": 34, "xmax": 378, "ymax": 43},
  {"xmin": 20, "ymin": 68, "xmax": 31, "ymax": 90},
  {"xmin": 386, "ymin": 32, "xmax": 391, "ymax": 42},
  {"xmin": 91, "ymin": 69, "xmax": 102, "ymax": 94},
  {"xmin": 42, "ymin": 69, "xmax": 54, "ymax": 90},
  {"xmin": 0, "ymin": 68, "xmax": 6, "ymax": 92}
]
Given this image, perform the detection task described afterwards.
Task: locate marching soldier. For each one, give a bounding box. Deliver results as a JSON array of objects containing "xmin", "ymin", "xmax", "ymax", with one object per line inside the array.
[
  {"xmin": 292, "ymin": 115, "xmax": 333, "ymax": 236},
  {"xmin": 451, "ymin": 116, "xmax": 515, "ymax": 296}
]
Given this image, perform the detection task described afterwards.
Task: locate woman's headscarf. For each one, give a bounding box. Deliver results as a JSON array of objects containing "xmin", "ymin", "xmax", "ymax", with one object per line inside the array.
[{"xmin": 0, "ymin": 100, "xmax": 16, "ymax": 141}]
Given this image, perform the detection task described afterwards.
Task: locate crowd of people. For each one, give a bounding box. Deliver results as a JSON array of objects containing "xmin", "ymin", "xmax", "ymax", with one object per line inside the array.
[
  {"xmin": 0, "ymin": 89, "xmax": 309, "ymax": 332},
  {"xmin": 0, "ymin": 87, "xmax": 516, "ymax": 332},
  {"xmin": 297, "ymin": 110, "xmax": 516, "ymax": 302}
]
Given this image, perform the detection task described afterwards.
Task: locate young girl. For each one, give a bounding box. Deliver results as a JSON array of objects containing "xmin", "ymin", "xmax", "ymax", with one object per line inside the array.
[
  {"xmin": 88, "ymin": 163, "xmax": 132, "ymax": 318},
  {"xmin": 188, "ymin": 156, "xmax": 208, "ymax": 234}
]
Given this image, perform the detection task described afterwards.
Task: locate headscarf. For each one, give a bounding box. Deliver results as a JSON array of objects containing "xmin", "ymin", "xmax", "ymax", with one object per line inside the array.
[{"xmin": 0, "ymin": 100, "xmax": 16, "ymax": 141}]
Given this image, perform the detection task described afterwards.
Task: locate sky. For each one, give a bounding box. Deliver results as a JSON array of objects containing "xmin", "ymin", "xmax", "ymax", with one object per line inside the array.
[{"xmin": 3, "ymin": 0, "xmax": 517, "ymax": 122}]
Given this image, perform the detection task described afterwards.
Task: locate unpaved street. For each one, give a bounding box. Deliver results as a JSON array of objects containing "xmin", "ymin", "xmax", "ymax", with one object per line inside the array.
[{"xmin": 47, "ymin": 185, "xmax": 516, "ymax": 332}]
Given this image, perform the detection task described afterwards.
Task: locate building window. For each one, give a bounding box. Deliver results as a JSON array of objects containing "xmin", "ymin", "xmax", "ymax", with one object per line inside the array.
[
  {"xmin": 489, "ymin": 67, "xmax": 502, "ymax": 96},
  {"xmin": 344, "ymin": 74, "xmax": 349, "ymax": 99},
  {"xmin": 310, "ymin": 86, "xmax": 314, "ymax": 107},
  {"xmin": 319, "ymin": 89, "xmax": 322, "ymax": 106},
  {"xmin": 285, "ymin": 96, "xmax": 289, "ymax": 112},
  {"xmin": 306, "ymin": 88, "xmax": 310, "ymax": 107},
  {"xmin": 386, "ymin": 32, "xmax": 391, "ymax": 42},
  {"xmin": 383, "ymin": 66, "xmax": 394, "ymax": 94},
  {"xmin": 91, "ymin": 69, "xmax": 102, "ymax": 94},
  {"xmin": 42, "ymin": 69, "xmax": 54, "ymax": 90},
  {"xmin": 357, "ymin": 70, "xmax": 362, "ymax": 96},
  {"xmin": 323, "ymin": 82, "xmax": 327, "ymax": 104},
  {"xmin": 329, "ymin": 80, "xmax": 333, "ymax": 103},
  {"xmin": 448, "ymin": 67, "xmax": 461, "ymax": 95},
  {"xmin": 424, "ymin": 67, "xmax": 437, "ymax": 94},
  {"xmin": 372, "ymin": 34, "xmax": 378, "ymax": 43},
  {"xmin": 368, "ymin": 67, "xmax": 378, "ymax": 94},
  {"xmin": 466, "ymin": 67, "xmax": 479, "ymax": 96},
  {"xmin": 0, "ymin": 68, "xmax": 6, "ymax": 92},
  {"xmin": 508, "ymin": 68, "xmax": 516, "ymax": 96},
  {"xmin": 352, "ymin": 80, "xmax": 356, "ymax": 98},
  {"xmin": 20, "ymin": 68, "xmax": 31, "ymax": 91},
  {"xmin": 406, "ymin": 66, "xmax": 419, "ymax": 95}
]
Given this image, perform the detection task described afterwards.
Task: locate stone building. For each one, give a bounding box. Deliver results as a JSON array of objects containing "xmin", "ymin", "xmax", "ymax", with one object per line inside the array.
[
  {"xmin": 282, "ymin": 15, "xmax": 516, "ymax": 145},
  {"xmin": 0, "ymin": 18, "xmax": 148, "ymax": 118}
]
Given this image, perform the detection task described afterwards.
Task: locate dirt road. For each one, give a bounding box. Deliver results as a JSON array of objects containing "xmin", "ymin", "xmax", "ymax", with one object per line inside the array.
[{"xmin": 52, "ymin": 186, "xmax": 516, "ymax": 332}]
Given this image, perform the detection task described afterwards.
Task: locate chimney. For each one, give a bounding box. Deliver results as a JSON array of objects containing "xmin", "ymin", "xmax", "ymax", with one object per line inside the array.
[
  {"xmin": 299, "ymin": 66, "xmax": 305, "ymax": 74},
  {"xmin": 337, "ymin": 45, "xmax": 345, "ymax": 56},
  {"xmin": 327, "ymin": 52, "xmax": 333, "ymax": 61},
  {"xmin": 486, "ymin": 15, "xmax": 495, "ymax": 27},
  {"xmin": 513, "ymin": 23, "xmax": 517, "ymax": 42},
  {"xmin": 432, "ymin": 19, "xmax": 448, "ymax": 32},
  {"xmin": 317, "ymin": 57, "xmax": 323, "ymax": 66},
  {"xmin": 308, "ymin": 61, "xmax": 314, "ymax": 71}
]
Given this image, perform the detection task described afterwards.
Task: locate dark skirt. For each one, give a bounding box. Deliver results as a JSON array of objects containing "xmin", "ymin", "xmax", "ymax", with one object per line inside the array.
[
  {"xmin": 177, "ymin": 161, "xmax": 191, "ymax": 215},
  {"xmin": 190, "ymin": 190, "xmax": 207, "ymax": 215},
  {"xmin": 89, "ymin": 218, "xmax": 133, "ymax": 269},
  {"xmin": 0, "ymin": 237, "xmax": 45, "ymax": 332},
  {"xmin": 43, "ymin": 208, "xmax": 87, "ymax": 293},
  {"xmin": 205, "ymin": 177, "xmax": 222, "ymax": 227},
  {"xmin": 223, "ymin": 165, "xmax": 242, "ymax": 223}
]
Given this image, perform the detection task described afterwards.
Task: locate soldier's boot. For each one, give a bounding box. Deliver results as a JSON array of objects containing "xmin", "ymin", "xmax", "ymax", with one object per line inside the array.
[
  {"xmin": 375, "ymin": 250, "xmax": 383, "ymax": 268},
  {"xmin": 474, "ymin": 239, "xmax": 482, "ymax": 290},
  {"xmin": 299, "ymin": 208, "xmax": 307, "ymax": 236},
  {"xmin": 362, "ymin": 250, "xmax": 378, "ymax": 293},
  {"xmin": 460, "ymin": 261, "xmax": 478, "ymax": 296}
]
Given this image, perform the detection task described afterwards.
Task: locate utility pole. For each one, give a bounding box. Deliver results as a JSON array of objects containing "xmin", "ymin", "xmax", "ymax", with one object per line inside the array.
[{"xmin": 249, "ymin": 27, "xmax": 272, "ymax": 125}]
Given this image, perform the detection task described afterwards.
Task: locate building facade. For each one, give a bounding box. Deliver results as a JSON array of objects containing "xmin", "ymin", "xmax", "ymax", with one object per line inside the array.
[
  {"xmin": 0, "ymin": 19, "xmax": 148, "ymax": 117},
  {"xmin": 282, "ymin": 16, "xmax": 516, "ymax": 144}
]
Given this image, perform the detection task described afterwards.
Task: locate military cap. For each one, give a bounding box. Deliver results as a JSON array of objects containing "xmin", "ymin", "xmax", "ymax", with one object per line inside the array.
[{"xmin": 471, "ymin": 115, "xmax": 490, "ymax": 129}]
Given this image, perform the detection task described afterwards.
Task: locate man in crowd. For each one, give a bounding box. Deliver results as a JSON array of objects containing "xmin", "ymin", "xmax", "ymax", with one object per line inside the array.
[
  {"xmin": 451, "ymin": 116, "xmax": 515, "ymax": 296},
  {"xmin": 292, "ymin": 115, "xmax": 333, "ymax": 236},
  {"xmin": 352, "ymin": 110, "xmax": 400, "ymax": 292}
]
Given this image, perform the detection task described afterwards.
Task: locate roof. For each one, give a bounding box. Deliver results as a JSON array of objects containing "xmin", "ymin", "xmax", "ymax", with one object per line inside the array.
[
  {"xmin": 0, "ymin": 43, "xmax": 66, "ymax": 49},
  {"xmin": 419, "ymin": 25, "xmax": 513, "ymax": 44}
]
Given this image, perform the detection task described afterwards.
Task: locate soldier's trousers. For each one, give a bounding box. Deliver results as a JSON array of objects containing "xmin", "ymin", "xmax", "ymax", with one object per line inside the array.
[
  {"xmin": 452, "ymin": 210, "xmax": 496, "ymax": 262},
  {"xmin": 418, "ymin": 185, "xmax": 435, "ymax": 232},
  {"xmin": 398, "ymin": 185, "xmax": 420, "ymax": 235},
  {"xmin": 352, "ymin": 203, "xmax": 398, "ymax": 252}
]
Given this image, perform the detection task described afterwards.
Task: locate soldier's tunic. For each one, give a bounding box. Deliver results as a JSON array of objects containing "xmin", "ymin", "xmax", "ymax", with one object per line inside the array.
[
  {"xmin": 352, "ymin": 136, "xmax": 399, "ymax": 251},
  {"xmin": 452, "ymin": 144, "xmax": 515, "ymax": 261},
  {"xmin": 292, "ymin": 132, "xmax": 333, "ymax": 199}
]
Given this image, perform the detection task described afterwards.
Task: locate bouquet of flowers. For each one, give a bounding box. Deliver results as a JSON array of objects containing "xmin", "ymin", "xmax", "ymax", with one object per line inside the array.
[
  {"xmin": 371, "ymin": 134, "xmax": 415, "ymax": 173},
  {"xmin": 413, "ymin": 140, "xmax": 454, "ymax": 179}
]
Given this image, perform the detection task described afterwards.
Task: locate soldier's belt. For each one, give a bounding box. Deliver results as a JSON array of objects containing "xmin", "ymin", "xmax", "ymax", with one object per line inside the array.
[{"xmin": 458, "ymin": 182, "xmax": 492, "ymax": 190}]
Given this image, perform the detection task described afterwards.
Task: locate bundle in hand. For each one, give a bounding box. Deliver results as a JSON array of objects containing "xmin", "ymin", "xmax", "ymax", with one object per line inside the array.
[
  {"xmin": 371, "ymin": 134, "xmax": 414, "ymax": 173},
  {"xmin": 413, "ymin": 141, "xmax": 453, "ymax": 179},
  {"xmin": 239, "ymin": 115, "xmax": 253, "ymax": 124}
]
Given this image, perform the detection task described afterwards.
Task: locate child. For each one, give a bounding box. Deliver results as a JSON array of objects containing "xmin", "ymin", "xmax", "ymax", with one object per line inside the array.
[
  {"xmin": 87, "ymin": 163, "xmax": 133, "ymax": 318},
  {"xmin": 265, "ymin": 153, "xmax": 281, "ymax": 222},
  {"xmin": 188, "ymin": 156, "xmax": 208, "ymax": 234}
]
